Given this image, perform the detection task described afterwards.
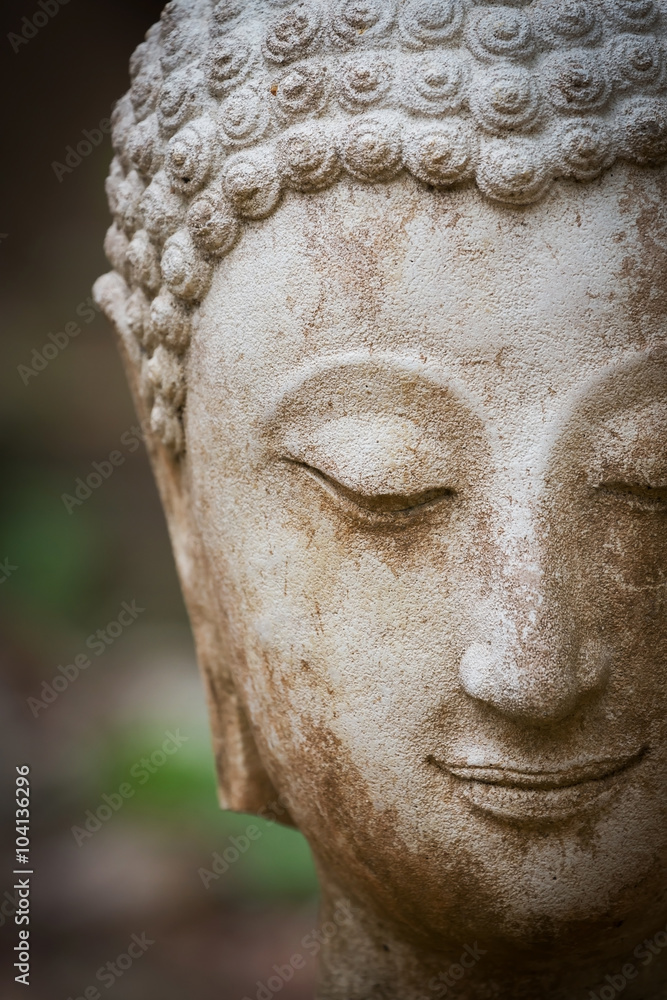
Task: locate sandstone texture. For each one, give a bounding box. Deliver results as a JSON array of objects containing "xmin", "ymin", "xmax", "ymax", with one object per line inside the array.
[{"xmin": 96, "ymin": 2, "xmax": 667, "ymax": 997}]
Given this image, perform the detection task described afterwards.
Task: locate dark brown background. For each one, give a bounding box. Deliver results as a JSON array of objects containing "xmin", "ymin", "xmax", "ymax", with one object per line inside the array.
[{"xmin": 0, "ymin": 3, "xmax": 318, "ymax": 998}]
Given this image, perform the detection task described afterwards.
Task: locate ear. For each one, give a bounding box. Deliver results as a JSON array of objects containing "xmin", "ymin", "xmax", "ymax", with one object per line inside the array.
[{"xmin": 95, "ymin": 272, "xmax": 291, "ymax": 820}]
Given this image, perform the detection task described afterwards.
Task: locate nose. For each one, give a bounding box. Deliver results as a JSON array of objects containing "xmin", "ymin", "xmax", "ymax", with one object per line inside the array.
[
  {"xmin": 459, "ymin": 639, "xmax": 610, "ymax": 724},
  {"xmin": 457, "ymin": 531, "xmax": 610, "ymax": 726}
]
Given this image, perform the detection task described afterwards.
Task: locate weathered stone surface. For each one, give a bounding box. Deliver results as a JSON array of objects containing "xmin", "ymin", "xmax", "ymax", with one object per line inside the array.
[{"xmin": 95, "ymin": 2, "xmax": 667, "ymax": 997}]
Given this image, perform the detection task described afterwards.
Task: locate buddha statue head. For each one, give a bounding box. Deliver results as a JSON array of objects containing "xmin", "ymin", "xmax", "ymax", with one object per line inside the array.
[{"xmin": 95, "ymin": 0, "xmax": 667, "ymax": 995}]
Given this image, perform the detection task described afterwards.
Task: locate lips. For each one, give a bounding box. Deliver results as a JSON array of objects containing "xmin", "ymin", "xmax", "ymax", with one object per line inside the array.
[{"xmin": 430, "ymin": 749, "xmax": 647, "ymax": 823}]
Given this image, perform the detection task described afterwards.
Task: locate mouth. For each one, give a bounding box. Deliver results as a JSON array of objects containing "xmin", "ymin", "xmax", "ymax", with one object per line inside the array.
[{"xmin": 429, "ymin": 748, "xmax": 648, "ymax": 824}]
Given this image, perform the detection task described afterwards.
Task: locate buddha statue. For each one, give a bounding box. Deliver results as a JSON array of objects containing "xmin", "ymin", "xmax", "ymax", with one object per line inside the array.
[{"xmin": 94, "ymin": 1, "xmax": 667, "ymax": 996}]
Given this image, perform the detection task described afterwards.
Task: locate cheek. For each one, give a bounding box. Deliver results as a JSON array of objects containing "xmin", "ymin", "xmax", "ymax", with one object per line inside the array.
[
  {"xmin": 560, "ymin": 507, "xmax": 667, "ymax": 628},
  {"xmin": 553, "ymin": 501, "xmax": 667, "ymax": 703},
  {"xmin": 194, "ymin": 458, "xmax": 486, "ymax": 778},
  {"xmin": 224, "ymin": 522, "xmax": 467, "ymax": 741}
]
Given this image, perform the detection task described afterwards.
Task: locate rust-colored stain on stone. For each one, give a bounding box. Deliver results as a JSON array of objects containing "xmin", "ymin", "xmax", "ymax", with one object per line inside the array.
[{"xmin": 94, "ymin": 1, "xmax": 667, "ymax": 996}]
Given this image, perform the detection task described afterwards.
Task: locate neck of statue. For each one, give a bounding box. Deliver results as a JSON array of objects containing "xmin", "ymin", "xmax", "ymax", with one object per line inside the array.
[{"xmin": 312, "ymin": 881, "xmax": 667, "ymax": 1000}]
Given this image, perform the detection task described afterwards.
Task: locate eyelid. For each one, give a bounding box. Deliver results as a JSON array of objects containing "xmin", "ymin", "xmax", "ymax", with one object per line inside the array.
[{"xmin": 287, "ymin": 460, "xmax": 455, "ymax": 521}]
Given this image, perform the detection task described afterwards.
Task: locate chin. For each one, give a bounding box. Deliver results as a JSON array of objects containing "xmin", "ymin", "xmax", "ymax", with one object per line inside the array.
[
  {"xmin": 450, "ymin": 803, "xmax": 667, "ymax": 946},
  {"xmin": 351, "ymin": 786, "xmax": 667, "ymax": 950}
]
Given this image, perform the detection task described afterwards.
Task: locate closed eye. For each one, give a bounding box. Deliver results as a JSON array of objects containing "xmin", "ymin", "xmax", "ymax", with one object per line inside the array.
[
  {"xmin": 595, "ymin": 480, "xmax": 667, "ymax": 511},
  {"xmin": 288, "ymin": 460, "xmax": 455, "ymax": 522}
]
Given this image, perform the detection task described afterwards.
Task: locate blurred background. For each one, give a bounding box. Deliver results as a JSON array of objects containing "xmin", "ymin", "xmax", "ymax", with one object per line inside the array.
[{"xmin": 0, "ymin": 2, "xmax": 319, "ymax": 997}]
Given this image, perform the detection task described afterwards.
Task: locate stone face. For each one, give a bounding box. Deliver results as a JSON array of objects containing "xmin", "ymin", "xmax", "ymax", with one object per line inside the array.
[
  {"xmin": 96, "ymin": 0, "xmax": 667, "ymax": 456},
  {"xmin": 95, "ymin": 2, "xmax": 667, "ymax": 997}
]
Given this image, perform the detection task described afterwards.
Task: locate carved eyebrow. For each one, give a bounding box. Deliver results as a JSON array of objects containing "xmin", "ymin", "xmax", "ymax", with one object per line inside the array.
[
  {"xmin": 565, "ymin": 350, "xmax": 667, "ymax": 425},
  {"xmin": 540, "ymin": 349, "xmax": 667, "ymax": 472},
  {"xmin": 263, "ymin": 352, "xmax": 481, "ymax": 428}
]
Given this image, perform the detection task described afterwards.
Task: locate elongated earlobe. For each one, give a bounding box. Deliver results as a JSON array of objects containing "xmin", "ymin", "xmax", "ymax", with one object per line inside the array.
[
  {"xmin": 96, "ymin": 273, "xmax": 291, "ymax": 823},
  {"xmin": 180, "ymin": 596, "xmax": 290, "ymax": 820}
]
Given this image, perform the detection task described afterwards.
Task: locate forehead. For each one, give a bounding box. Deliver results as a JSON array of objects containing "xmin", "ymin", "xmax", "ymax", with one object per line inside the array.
[{"xmin": 191, "ymin": 168, "xmax": 667, "ymax": 420}]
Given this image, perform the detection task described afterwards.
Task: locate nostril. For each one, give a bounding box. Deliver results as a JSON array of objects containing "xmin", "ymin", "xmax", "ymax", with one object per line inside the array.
[
  {"xmin": 459, "ymin": 641, "xmax": 582, "ymax": 724},
  {"xmin": 578, "ymin": 638, "xmax": 613, "ymax": 694}
]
